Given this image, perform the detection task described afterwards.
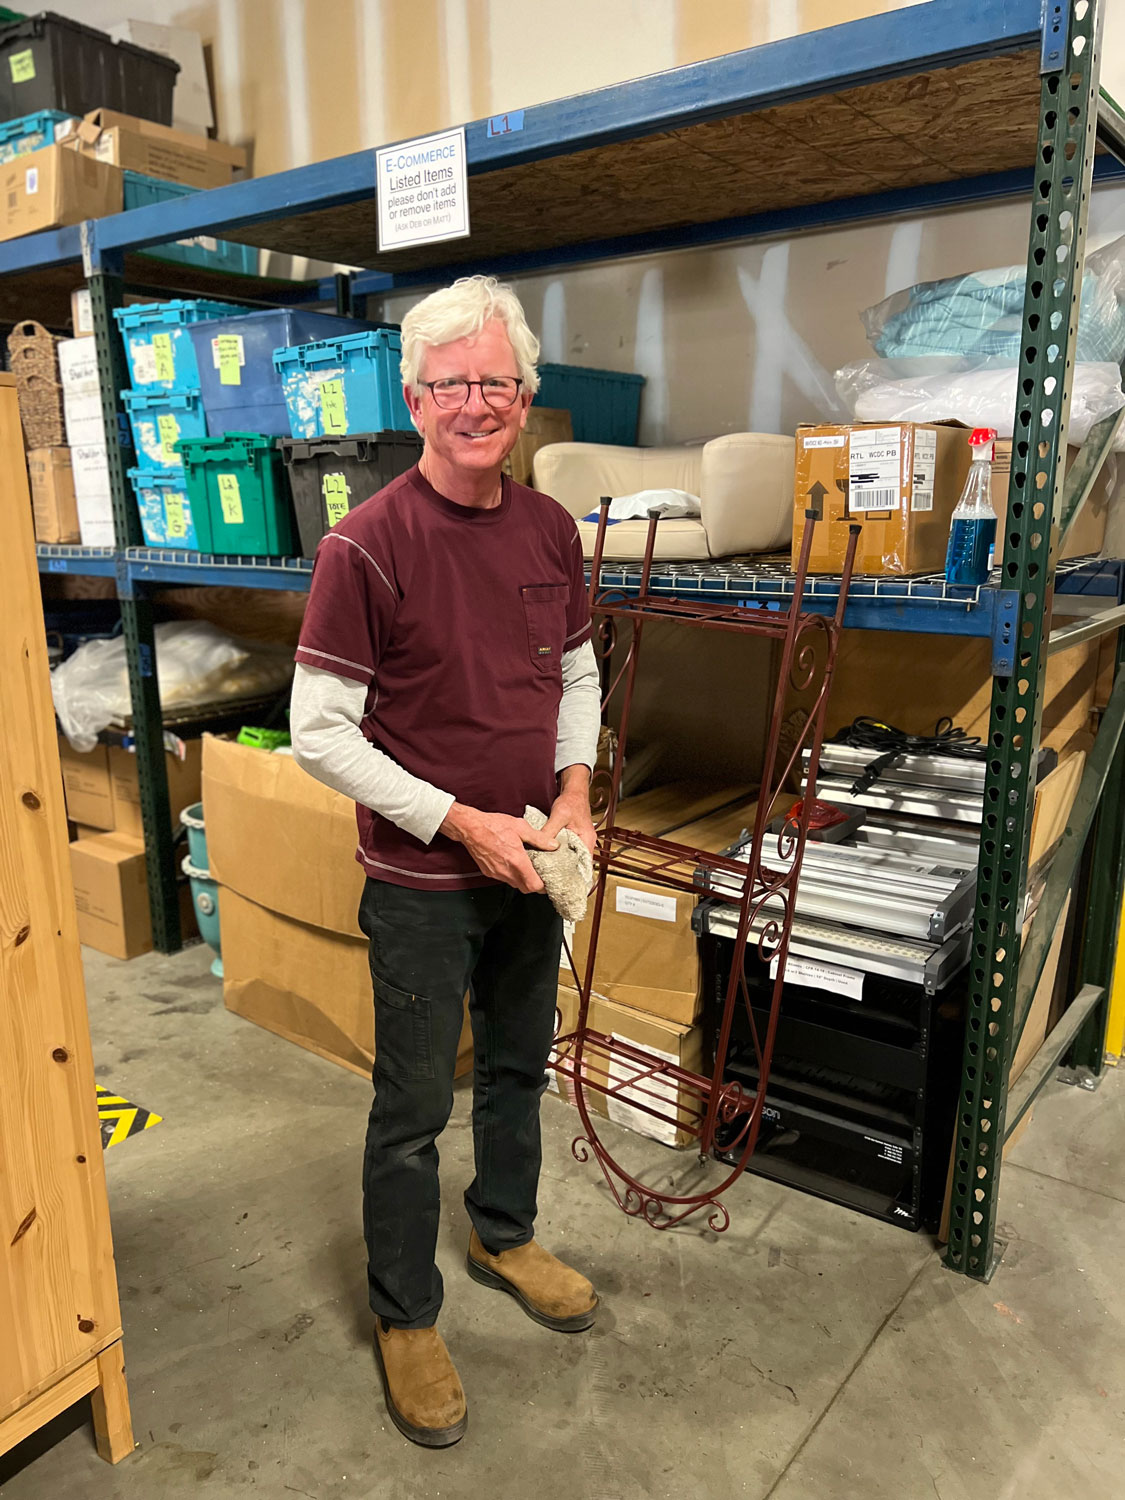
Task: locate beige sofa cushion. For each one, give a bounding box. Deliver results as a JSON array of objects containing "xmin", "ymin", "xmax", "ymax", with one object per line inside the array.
[
  {"xmin": 531, "ymin": 443, "xmax": 702, "ymax": 522},
  {"xmin": 700, "ymin": 433, "xmax": 794, "ymax": 556},
  {"xmin": 574, "ymin": 517, "xmax": 711, "ymax": 562},
  {"xmin": 532, "ymin": 434, "xmax": 794, "ymax": 560}
]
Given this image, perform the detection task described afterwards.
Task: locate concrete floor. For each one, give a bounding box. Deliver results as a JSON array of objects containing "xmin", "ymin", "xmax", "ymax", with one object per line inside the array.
[{"xmin": 3, "ymin": 944, "xmax": 1124, "ymax": 1500}]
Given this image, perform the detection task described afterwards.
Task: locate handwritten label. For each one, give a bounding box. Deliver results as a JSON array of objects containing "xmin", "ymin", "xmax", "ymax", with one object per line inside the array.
[
  {"xmin": 217, "ymin": 473, "xmax": 243, "ymax": 526},
  {"xmin": 615, "ymin": 886, "xmax": 678, "ymax": 923},
  {"xmin": 376, "ymin": 126, "xmax": 469, "ymax": 253},
  {"xmin": 320, "ymin": 379, "xmax": 347, "ymax": 435},
  {"xmin": 156, "ymin": 412, "xmax": 180, "ymax": 464},
  {"xmin": 214, "ymin": 333, "xmax": 243, "ymax": 386},
  {"xmin": 152, "ymin": 332, "xmax": 175, "ymax": 384},
  {"xmin": 164, "ymin": 492, "xmax": 187, "ymax": 540},
  {"xmin": 9, "ymin": 49, "xmax": 35, "ymax": 84},
  {"xmin": 130, "ymin": 341, "xmax": 158, "ymax": 384},
  {"xmin": 487, "ymin": 110, "xmax": 524, "ymax": 137},
  {"xmin": 321, "ymin": 471, "xmax": 350, "ymax": 526}
]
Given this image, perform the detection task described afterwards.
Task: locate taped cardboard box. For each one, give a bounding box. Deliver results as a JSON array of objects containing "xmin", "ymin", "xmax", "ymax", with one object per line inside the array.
[
  {"xmin": 567, "ymin": 790, "xmax": 760, "ymax": 1026},
  {"xmin": 108, "ymin": 739, "xmax": 202, "ymax": 839},
  {"xmin": 70, "ymin": 832, "xmax": 152, "ymax": 960},
  {"xmin": 793, "ymin": 422, "xmax": 972, "ymax": 575},
  {"xmin": 202, "ymin": 734, "xmax": 365, "ymax": 936},
  {"xmin": 218, "ymin": 867, "xmax": 473, "ymax": 1080},
  {"xmin": 993, "ymin": 441, "xmax": 1111, "ymax": 563},
  {"xmin": 0, "ymin": 146, "xmax": 121, "ymax": 241},
  {"xmin": 59, "ymin": 108, "xmax": 244, "ymax": 189},
  {"xmin": 203, "ymin": 735, "xmax": 473, "ymax": 1076},
  {"xmin": 549, "ymin": 985, "xmax": 703, "ymax": 1147},
  {"xmin": 28, "ymin": 447, "xmax": 79, "ymax": 543},
  {"xmin": 57, "ymin": 736, "xmax": 114, "ymax": 830}
]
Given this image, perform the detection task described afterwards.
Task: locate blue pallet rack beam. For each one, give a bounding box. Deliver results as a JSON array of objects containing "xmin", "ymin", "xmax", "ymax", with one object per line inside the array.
[
  {"xmin": 36, "ymin": 544, "xmax": 118, "ymax": 577},
  {"xmin": 0, "ymin": 0, "xmax": 1044, "ymax": 286}
]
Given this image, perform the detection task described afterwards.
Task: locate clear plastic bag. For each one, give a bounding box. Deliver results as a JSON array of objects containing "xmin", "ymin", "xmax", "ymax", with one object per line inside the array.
[
  {"xmin": 52, "ymin": 620, "xmax": 294, "ymax": 752},
  {"xmin": 861, "ymin": 233, "xmax": 1125, "ymax": 363},
  {"xmin": 833, "ymin": 357, "xmax": 1125, "ymax": 447}
]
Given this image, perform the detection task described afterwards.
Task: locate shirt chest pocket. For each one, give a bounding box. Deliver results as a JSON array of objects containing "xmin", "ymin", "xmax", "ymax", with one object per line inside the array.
[{"xmin": 521, "ymin": 583, "xmax": 569, "ymax": 674}]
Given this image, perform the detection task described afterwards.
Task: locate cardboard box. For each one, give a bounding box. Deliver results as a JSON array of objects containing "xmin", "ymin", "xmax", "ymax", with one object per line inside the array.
[
  {"xmin": 0, "ymin": 146, "xmax": 121, "ymax": 242},
  {"xmin": 203, "ymin": 735, "xmax": 365, "ymax": 936},
  {"xmin": 74, "ymin": 488, "xmax": 114, "ymax": 548},
  {"xmin": 107, "ymin": 22, "xmax": 216, "ymax": 137},
  {"xmin": 504, "ymin": 407, "xmax": 573, "ymax": 486},
  {"xmin": 70, "ymin": 288, "xmax": 148, "ymax": 339},
  {"xmin": 794, "ymin": 422, "xmax": 973, "ymax": 575},
  {"xmin": 204, "ymin": 735, "xmax": 399, "ymax": 1076},
  {"xmin": 70, "ymin": 440, "xmax": 110, "ymax": 496},
  {"xmin": 108, "ymin": 740, "xmax": 203, "ymax": 839},
  {"xmin": 994, "ymin": 441, "xmax": 1110, "ymax": 564},
  {"xmin": 550, "ymin": 986, "xmax": 704, "ymax": 1147},
  {"xmin": 220, "ymin": 888, "xmax": 474, "ymax": 1080},
  {"xmin": 70, "ymin": 287, "xmax": 93, "ymax": 338},
  {"xmin": 57, "ymin": 738, "xmax": 114, "ymax": 830},
  {"xmin": 568, "ymin": 789, "xmax": 759, "ymax": 1026},
  {"xmin": 69, "ymin": 832, "xmax": 151, "ymax": 960},
  {"xmin": 28, "ymin": 447, "xmax": 79, "ymax": 543},
  {"xmin": 62, "ymin": 390, "xmax": 104, "ymax": 448},
  {"xmin": 58, "ymin": 336, "xmax": 102, "ymax": 397},
  {"xmin": 59, "ymin": 108, "xmax": 243, "ymax": 190}
]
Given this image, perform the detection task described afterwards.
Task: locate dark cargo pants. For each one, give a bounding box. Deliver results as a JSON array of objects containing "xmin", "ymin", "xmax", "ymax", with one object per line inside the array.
[{"xmin": 357, "ymin": 877, "xmax": 562, "ymax": 1328}]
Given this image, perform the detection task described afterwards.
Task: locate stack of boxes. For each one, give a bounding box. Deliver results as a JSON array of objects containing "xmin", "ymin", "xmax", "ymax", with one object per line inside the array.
[
  {"xmin": 57, "ymin": 335, "xmax": 114, "ymax": 546},
  {"xmin": 59, "ymin": 734, "xmax": 202, "ymax": 960},
  {"xmin": 551, "ymin": 782, "xmax": 760, "ymax": 1146}
]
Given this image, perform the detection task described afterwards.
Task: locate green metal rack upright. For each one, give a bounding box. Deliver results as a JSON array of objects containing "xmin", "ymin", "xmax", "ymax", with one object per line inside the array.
[{"xmin": 12, "ymin": 0, "xmax": 1125, "ymax": 1278}]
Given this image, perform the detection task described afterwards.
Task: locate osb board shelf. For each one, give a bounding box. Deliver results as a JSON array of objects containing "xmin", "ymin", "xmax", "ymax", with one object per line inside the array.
[{"xmin": 226, "ymin": 49, "xmax": 1045, "ymax": 271}]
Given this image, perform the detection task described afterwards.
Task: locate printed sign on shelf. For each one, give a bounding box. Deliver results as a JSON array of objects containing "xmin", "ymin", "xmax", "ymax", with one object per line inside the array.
[{"xmin": 376, "ymin": 127, "xmax": 469, "ymax": 253}]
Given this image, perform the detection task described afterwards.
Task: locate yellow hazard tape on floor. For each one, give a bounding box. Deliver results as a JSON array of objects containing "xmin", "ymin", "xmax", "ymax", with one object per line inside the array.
[{"xmin": 96, "ymin": 1084, "xmax": 162, "ymax": 1149}]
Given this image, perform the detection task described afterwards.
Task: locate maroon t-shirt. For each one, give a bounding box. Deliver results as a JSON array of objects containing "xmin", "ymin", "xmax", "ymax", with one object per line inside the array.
[{"xmin": 295, "ymin": 464, "xmax": 592, "ymax": 890}]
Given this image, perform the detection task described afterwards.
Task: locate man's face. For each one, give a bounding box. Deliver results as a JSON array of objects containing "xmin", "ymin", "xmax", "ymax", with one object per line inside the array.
[{"xmin": 405, "ymin": 318, "xmax": 531, "ymax": 478}]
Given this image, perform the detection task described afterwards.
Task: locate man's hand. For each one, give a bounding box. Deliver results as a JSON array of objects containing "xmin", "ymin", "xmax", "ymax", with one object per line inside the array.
[
  {"xmin": 542, "ymin": 765, "xmax": 597, "ymax": 860},
  {"xmin": 440, "ymin": 803, "xmax": 555, "ymax": 893}
]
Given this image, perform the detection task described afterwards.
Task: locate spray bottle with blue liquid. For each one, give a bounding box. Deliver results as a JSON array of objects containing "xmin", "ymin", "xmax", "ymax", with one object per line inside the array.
[{"xmin": 944, "ymin": 427, "xmax": 998, "ymax": 587}]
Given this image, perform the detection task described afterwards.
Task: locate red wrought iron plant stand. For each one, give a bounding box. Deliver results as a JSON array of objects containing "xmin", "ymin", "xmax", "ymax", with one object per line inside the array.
[{"xmin": 550, "ymin": 498, "xmax": 861, "ymax": 1232}]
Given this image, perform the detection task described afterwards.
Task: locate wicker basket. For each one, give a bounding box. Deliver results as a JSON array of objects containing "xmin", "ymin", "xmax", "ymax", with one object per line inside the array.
[{"xmin": 8, "ymin": 320, "xmax": 66, "ymax": 449}]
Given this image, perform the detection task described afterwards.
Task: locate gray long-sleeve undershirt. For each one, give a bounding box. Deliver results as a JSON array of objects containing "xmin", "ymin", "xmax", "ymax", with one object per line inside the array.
[{"xmin": 289, "ymin": 639, "xmax": 601, "ymax": 845}]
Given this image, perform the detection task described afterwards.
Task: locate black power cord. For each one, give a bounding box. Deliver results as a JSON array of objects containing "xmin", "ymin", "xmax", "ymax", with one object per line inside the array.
[{"xmin": 831, "ymin": 715, "xmax": 986, "ymax": 796}]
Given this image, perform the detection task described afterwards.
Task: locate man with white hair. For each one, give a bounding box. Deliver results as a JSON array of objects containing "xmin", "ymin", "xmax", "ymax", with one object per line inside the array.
[{"xmin": 290, "ymin": 275, "xmax": 601, "ymax": 1448}]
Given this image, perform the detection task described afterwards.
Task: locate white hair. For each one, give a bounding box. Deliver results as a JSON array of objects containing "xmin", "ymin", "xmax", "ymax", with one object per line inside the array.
[{"xmin": 399, "ymin": 274, "xmax": 540, "ymax": 393}]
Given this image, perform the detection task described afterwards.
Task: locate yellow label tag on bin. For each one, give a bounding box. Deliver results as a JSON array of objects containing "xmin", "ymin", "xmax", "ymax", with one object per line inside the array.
[
  {"xmin": 152, "ymin": 332, "xmax": 175, "ymax": 383},
  {"xmin": 9, "ymin": 50, "xmax": 35, "ymax": 83},
  {"xmin": 164, "ymin": 492, "xmax": 187, "ymax": 540},
  {"xmin": 215, "ymin": 334, "xmax": 243, "ymax": 386},
  {"xmin": 320, "ymin": 379, "xmax": 347, "ymax": 435},
  {"xmin": 217, "ymin": 473, "xmax": 243, "ymax": 526},
  {"xmin": 322, "ymin": 471, "xmax": 350, "ymax": 526},
  {"xmin": 156, "ymin": 413, "xmax": 180, "ymax": 464}
]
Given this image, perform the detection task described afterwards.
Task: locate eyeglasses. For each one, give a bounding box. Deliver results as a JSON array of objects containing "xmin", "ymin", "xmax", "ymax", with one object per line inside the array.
[{"xmin": 420, "ymin": 376, "xmax": 524, "ymax": 410}]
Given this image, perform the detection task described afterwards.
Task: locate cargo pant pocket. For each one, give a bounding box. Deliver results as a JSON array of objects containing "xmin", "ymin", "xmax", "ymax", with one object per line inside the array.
[{"xmin": 371, "ymin": 972, "xmax": 435, "ymax": 1081}]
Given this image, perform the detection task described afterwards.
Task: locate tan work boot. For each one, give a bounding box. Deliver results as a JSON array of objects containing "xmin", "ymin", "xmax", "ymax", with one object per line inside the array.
[
  {"xmin": 466, "ymin": 1229, "xmax": 598, "ymax": 1332},
  {"xmin": 373, "ymin": 1319, "xmax": 467, "ymax": 1448}
]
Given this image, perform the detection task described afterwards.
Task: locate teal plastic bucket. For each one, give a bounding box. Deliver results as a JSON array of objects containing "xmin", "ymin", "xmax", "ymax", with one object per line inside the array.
[
  {"xmin": 182, "ymin": 854, "xmax": 222, "ymax": 978},
  {"xmin": 181, "ymin": 802, "xmax": 207, "ymax": 867}
]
